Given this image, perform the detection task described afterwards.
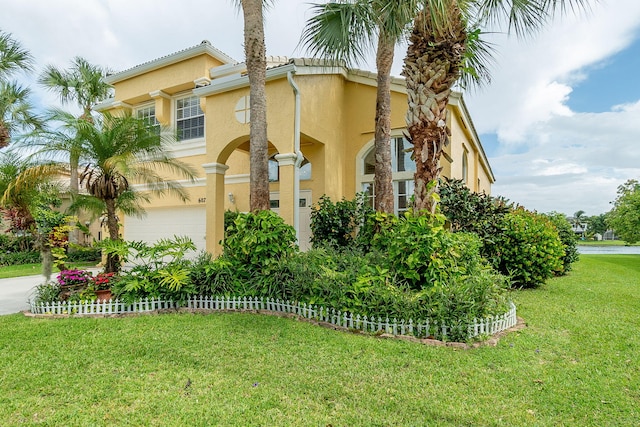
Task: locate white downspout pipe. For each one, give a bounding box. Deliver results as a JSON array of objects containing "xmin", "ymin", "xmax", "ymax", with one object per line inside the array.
[{"xmin": 287, "ymin": 69, "xmax": 303, "ymax": 245}]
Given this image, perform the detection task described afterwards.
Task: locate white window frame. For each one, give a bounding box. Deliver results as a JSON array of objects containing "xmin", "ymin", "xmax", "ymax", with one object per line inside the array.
[
  {"xmin": 357, "ymin": 135, "xmax": 415, "ymax": 215},
  {"xmin": 175, "ymin": 94, "xmax": 205, "ymax": 142},
  {"xmin": 135, "ymin": 102, "xmax": 160, "ymax": 134}
]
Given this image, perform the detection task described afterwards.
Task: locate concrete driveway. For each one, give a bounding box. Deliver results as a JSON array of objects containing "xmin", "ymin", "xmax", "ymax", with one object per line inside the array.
[{"xmin": 0, "ymin": 273, "xmax": 46, "ymax": 315}]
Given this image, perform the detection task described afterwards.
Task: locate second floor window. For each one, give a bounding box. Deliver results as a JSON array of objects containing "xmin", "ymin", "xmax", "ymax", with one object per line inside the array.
[
  {"xmin": 137, "ymin": 105, "xmax": 160, "ymax": 135},
  {"xmin": 176, "ymin": 96, "xmax": 204, "ymax": 141}
]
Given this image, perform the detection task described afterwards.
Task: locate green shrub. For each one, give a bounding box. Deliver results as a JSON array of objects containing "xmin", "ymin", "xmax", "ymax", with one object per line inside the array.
[
  {"xmin": 488, "ymin": 208, "xmax": 565, "ymax": 288},
  {"xmin": 439, "ymin": 178, "xmax": 512, "ymax": 246},
  {"xmin": 274, "ymin": 243, "xmax": 508, "ymax": 342},
  {"xmin": 67, "ymin": 246, "xmax": 101, "ymax": 262},
  {"xmin": 0, "ymin": 234, "xmax": 35, "ymax": 252},
  {"xmin": 371, "ymin": 211, "xmax": 495, "ymax": 291},
  {"xmin": 0, "ymin": 250, "xmax": 40, "ymax": 266},
  {"xmin": 224, "ymin": 210, "xmax": 240, "ymax": 237},
  {"xmin": 190, "ymin": 253, "xmax": 240, "ymax": 297},
  {"xmin": 223, "ymin": 210, "xmax": 297, "ymax": 275},
  {"xmin": 101, "ymin": 236, "xmax": 197, "ymax": 304},
  {"xmin": 31, "ymin": 282, "xmax": 61, "ymax": 305},
  {"xmin": 545, "ymin": 212, "xmax": 579, "ymax": 275},
  {"xmin": 310, "ymin": 194, "xmax": 373, "ymax": 249}
]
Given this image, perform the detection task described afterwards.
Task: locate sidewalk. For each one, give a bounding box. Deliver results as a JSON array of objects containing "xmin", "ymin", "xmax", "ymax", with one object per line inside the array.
[
  {"xmin": 0, "ymin": 267, "xmax": 101, "ymax": 315},
  {"xmin": 0, "ymin": 273, "xmax": 45, "ymax": 315}
]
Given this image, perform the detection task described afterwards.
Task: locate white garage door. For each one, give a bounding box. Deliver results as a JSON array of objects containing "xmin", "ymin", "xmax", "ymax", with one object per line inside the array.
[{"xmin": 124, "ymin": 206, "xmax": 207, "ymax": 257}]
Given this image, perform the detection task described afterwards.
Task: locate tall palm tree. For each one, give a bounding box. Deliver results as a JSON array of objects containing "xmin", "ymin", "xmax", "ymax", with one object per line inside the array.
[
  {"xmin": 39, "ymin": 57, "xmax": 112, "ymax": 121},
  {"xmin": 403, "ymin": 0, "xmax": 592, "ymax": 212},
  {"xmin": 38, "ymin": 57, "xmax": 112, "ymax": 241},
  {"xmin": 30, "ymin": 112, "xmax": 197, "ymax": 273},
  {"xmin": 0, "ymin": 31, "xmax": 39, "ymax": 148},
  {"xmin": 300, "ymin": 0, "xmax": 419, "ymax": 214},
  {"xmin": 231, "ymin": 0, "xmax": 273, "ymax": 211}
]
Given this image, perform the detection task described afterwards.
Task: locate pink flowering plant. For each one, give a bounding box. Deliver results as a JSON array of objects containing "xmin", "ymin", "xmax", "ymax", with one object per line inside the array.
[{"xmin": 56, "ymin": 269, "xmax": 93, "ymax": 290}]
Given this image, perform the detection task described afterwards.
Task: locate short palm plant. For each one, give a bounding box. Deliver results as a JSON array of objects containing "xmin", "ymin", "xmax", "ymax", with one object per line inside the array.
[{"xmin": 25, "ymin": 111, "xmax": 198, "ymax": 273}]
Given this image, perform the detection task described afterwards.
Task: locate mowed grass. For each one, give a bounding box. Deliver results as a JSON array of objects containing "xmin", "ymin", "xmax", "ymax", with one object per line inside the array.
[{"xmin": 0, "ymin": 255, "xmax": 638, "ymax": 426}]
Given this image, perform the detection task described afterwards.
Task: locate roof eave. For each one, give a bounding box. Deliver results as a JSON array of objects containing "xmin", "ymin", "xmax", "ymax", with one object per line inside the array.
[{"xmin": 105, "ymin": 41, "xmax": 237, "ymax": 85}]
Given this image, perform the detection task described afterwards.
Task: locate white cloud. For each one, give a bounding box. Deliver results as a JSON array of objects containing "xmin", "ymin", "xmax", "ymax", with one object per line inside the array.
[
  {"xmin": 490, "ymin": 100, "xmax": 640, "ymax": 214},
  {"xmin": 466, "ymin": 0, "xmax": 640, "ymax": 142}
]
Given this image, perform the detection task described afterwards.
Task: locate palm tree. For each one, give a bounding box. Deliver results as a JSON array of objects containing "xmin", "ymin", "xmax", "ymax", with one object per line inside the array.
[
  {"xmin": 572, "ymin": 209, "xmax": 586, "ymax": 236},
  {"xmin": 403, "ymin": 0, "xmax": 592, "ymax": 212},
  {"xmin": 0, "ymin": 81, "xmax": 41, "ymax": 148},
  {"xmin": 300, "ymin": 0, "xmax": 419, "ymax": 214},
  {"xmin": 0, "ymin": 154, "xmax": 66, "ymax": 281},
  {"xmin": 0, "ymin": 151, "xmax": 40, "ymax": 232},
  {"xmin": 0, "ymin": 31, "xmax": 39, "ymax": 148},
  {"xmin": 39, "ymin": 57, "xmax": 111, "ymax": 121},
  {"xmin": 0, "ymin": 31, "xmax": 32, "ymax": 80},
  {"xmin": 30, "ymin": 112, "xmax": 197, "ymax": 273},
  {"xmin": 39, "ymin": 57, "xmax": 112, "ymax": 241},
  {"xmin": 231, "ymin": 0, "xmax": 272, "ymax": 211}
]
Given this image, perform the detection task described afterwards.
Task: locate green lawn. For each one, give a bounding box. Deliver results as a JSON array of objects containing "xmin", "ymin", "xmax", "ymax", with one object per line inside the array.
[
  {"xmin": 0, "ymin": 255, "xmax": 638, "ymax": 426},
  {"xmin": 0, "ymin": 261, "xmax": 99, "ymax": 279}
]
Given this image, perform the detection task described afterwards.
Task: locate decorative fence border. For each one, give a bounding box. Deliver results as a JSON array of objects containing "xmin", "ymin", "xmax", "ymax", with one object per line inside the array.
[{"xmin": 29, "ymin": 296, "xmax": 517, "ymax": 341}]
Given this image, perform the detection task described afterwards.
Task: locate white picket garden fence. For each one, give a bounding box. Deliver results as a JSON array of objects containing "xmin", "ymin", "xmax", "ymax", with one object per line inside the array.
[{"xmin": 29, "ymin": 296, "xmax": 517, "ymax": 340}]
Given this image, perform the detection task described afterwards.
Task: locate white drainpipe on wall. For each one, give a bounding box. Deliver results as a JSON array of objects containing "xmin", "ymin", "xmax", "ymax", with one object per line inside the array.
[{"xmin": 287, "ymin": 69, "xmax": 303, "ymax": 245}]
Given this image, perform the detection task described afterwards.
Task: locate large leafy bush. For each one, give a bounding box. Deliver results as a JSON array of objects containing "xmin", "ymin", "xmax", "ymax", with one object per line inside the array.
[
  {"xmin": 488, "ymin": 209, "xmax": 564, "ymax": 288},
  {"xmin": 223, "ymin": 210, "xmax": 297, "ymax": 275},
  {"xmin": 544, "ymin": 212, "xmax": 579, "ymax": 275},
  {"xmin": 439, "ymin": 178, "xmax": 511, "ymax": 244},
  {"xmin": 310, "ymin": 194, "xmax": 373, "ymax": 249},
  {"xmin": 439, "ymin": 179, "xmax": 572, "ymax": 287}
]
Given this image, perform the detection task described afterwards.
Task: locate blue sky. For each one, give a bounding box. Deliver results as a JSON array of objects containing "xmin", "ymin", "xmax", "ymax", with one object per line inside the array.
[
  {"xmin": 3, "ymin": 0, "xmax": 640, "ymax": 216},
  {"xmin": 566, "ymin": 38, "xmax": 640, "ymax": 113}
]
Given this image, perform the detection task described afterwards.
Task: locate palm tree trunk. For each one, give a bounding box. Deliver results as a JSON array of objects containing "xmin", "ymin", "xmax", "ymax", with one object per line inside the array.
[
  {"xmin": 41, "ymin": 247, "xmax": 53, "ymax": 283},
  {"xmin": 0, "ymin": 122, "xmax": 9, "ymax": 149},
  {"xmin": 104, "ymin": 198, "xmax": 120, "ymax": 273},
  {"xmin": 242, "ymin": 0, "xmax": 270, "ymax": 211},
  {"xmin": 68, "ymin": 152, "xmax": 80, "ymax": 245},
  {"xmin": 402, "ymin": 6, "xmax": 466, "ymax": 213},
  {"xmin": 374, "ymin": 34, "xmax": 395, "ymax": 214}
]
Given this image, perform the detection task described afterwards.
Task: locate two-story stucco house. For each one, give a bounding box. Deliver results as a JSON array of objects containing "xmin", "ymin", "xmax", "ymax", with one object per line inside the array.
[{"xmin": 96, "ymin": 40, "xmax": 494, "ymax": 254}]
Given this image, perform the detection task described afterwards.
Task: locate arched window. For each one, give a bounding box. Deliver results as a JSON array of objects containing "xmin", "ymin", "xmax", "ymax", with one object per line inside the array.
[
  {"xmin": 300, "ymin": 158, "xmax": 312, "ymax": 180},
  {"xmin": 268, "ymin": 154, "xmax": 279, "ymax": 182},
  {"xmin": 360, "ymin": 136, "xmax": 415, "ymax": 215},
  {"xmin": 268, "ymin": 155, "xmax": 312, "ymax": 182}
]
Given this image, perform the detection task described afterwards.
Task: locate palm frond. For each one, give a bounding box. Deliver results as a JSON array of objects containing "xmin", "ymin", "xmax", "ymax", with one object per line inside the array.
[
  {"xmin": 38, "ymin": 56, "xmax": 111, "ymax": 113},
  {"xmin": 0, "ymin": 31, "xmax": 33, "ymax": 79},
  {"xmin": 458, "ymin": 27, "xmax": 496, "ymax": 89},
  {"xmin": 0, "ymin": 81, "xmax": 42, "ymax": 134},
  {"xmin": 299, "ymin": 1, "xmax": 378, "ymax": 66}
]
